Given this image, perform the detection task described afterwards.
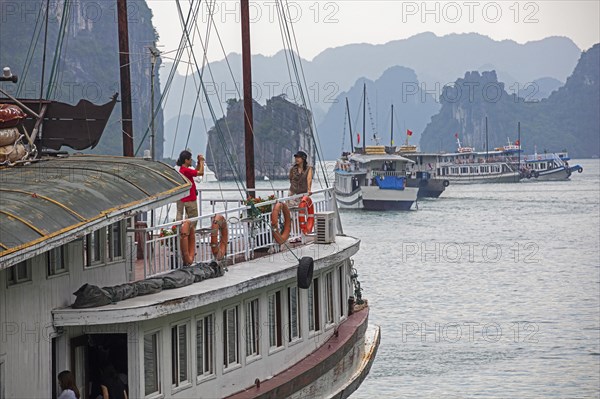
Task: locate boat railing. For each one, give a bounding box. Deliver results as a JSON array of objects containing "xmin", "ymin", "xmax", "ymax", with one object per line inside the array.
[
  {"xmin": 372, "ymin": 170, "xmax": 405, "ymax": 178},
  {"xmin": 140, "ymin": 188, "xmax": 335, "ymax": 278}
]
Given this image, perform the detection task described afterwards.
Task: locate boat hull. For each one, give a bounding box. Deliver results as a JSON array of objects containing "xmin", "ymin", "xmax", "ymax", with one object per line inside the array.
[
  {"xmin": 446, "ymin": 172, "xmax": 520, "ymax": 184},
  {"xmin": 336, "ymin": 186, "xmax": 418, "ymax": 211},
  {"xmin": 406, "ymin": 178, "xmax": 448, "ymax": 198},
  {"xmin": 522, "ymin": 165, "xmax": 583, "ymax": 181},
  {"xmin": 227, "ymin": 307, "xmax": 379, "ymax": 399}
]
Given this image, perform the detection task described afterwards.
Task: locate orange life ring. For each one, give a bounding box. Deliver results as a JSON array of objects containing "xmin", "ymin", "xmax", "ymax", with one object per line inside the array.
[
  {"xmin": 271, "ymin": 202, "xmax": 291, "ymax": 244},
  {"xmin": 298, "ymin": 195, "xmax": 314, "ymax": 234},
  {"xmin": 210, "ymin": 215, "xmax": 228, "ymax": 260},
  {"xmin": 179, "ymin": 220, "xmax": 196, "ymax": 266}
]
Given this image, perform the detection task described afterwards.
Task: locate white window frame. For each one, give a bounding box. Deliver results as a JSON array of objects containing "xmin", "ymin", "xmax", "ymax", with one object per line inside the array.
[
  {"xmin": 287, "ymin": 285, "xmax": 301, "ymax": 343},
  {"xmin": 47, "ymin": 245, "xmax": 68, "ymax": 277},
  {"xmin": 324, "ymin": 271, "xmax": 335, "ymax": 328},
  {"xmin": 308, "ymin": 277, "xmax": 321, "ymax": 334},
  {"xmin": 143, "ymin": 330, "xmax": 161, "ymax": 398},
  {"xmin": 7, "ymin": 260, "xmax": 31, "ymax": 286},
  {"xmin": 223, "ymin": 305, "xmax": 240, "ymax": 371},
  {"xmin": 196, "ymin": 313, "xmax": 215, "ymax": 382},
  {"xmin": 338, "ymin": 265, "xmax": 347, "ymax": 321},
  {"xmin": 171, "ymin": 321, "xmax": 191, "ymax": 391},
  {"xmin": 267, "ymin": 290, "xmax": 283, "ymax": 352},
  {"xmin": 84, "ymin": 221, "xmax": 125, "ymax": 267},
  {"xmin": 244, "ymin": 298, "xmax": 261, "ymax": 361}
]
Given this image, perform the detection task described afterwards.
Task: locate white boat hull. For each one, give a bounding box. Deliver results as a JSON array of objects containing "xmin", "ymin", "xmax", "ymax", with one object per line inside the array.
[
  {"xmin": 336, "ymin": 186, "xmax": 418, "ymax": 210},
  {"xmin": 445, "ymin": 172, "xmax": 520, "ymax": 184}
]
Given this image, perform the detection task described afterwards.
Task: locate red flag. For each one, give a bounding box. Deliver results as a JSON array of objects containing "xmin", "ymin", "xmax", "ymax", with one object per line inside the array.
[
  {"xmin": 454, "ymin": 133, "xmax": 459, "ymax": 139},
  {"xmin": 357, "ymin": 132, "xmax": 361, "ymax": 144},
  {"xmin": 515, "ymin": 140, "xmax": 520, "ymax": 146},
  {"xmin": 406, "ymin": 129, "xmax": 413, "ymax": 136}
]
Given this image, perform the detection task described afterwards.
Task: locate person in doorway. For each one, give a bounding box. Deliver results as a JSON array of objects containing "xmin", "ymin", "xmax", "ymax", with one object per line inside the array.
[
  {"xmin": 176, "ymin": 150, "xmax": 204, "ymax": 230},
  {"xmin": 57, "ymin": 370, "xmax": 80, "ymax": 399},
  {"xmin": 288, "ymin": 150, "xmax": 313, "ymax": 201},
  {"xmin": 100, "ymin": 365, "xmax": 128, "ymax": 399}
]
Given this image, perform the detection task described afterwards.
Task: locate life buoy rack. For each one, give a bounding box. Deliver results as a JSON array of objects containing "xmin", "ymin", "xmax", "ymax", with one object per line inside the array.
[
  {"xmin": 271, "ymin": 202, "xmax": 291, "ymax": 244},
  {"xmin": 298, "ymin": 196, "xmax": 314, "ymax": 234},
  {"xmin": 210, "ymin": 215, "xmax": 228, "ymax": 260},
  {"xmin": 179, "ymin": 220, "xmax": 196, "ymax": 266}
]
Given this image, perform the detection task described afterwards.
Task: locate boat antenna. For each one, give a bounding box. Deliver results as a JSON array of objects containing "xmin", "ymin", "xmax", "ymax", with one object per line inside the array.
[
  {"xmin": 390, "ymin": 104, "xmax": 394, "ymax": 146},
  {"xmin": 117, "ymin": 0, "xmax": 134, "ymax": 157},
  {"xmin": 40, "ymin": 0, "xmax": 50, "ymax": 102},
  {"xmin": 241, "ymin": 0, "xmax": 256, "ymax": 198},
  {"xmin": 362, "ymin": 83, "xmax": 366, "ymax": 153},
  {"xmin": 518, "ymin": 121, "xmax": 521, "ymax": 167},
  {"xmin": 345, "ymin": 97, "xmax": 354, "ymax": 152},
  {"xmin": 485, "ymin": 116, "xmax": 489, "ymax": 161}
]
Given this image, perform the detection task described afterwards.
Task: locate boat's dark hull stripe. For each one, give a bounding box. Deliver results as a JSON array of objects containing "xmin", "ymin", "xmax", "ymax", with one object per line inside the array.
[{"xmin": 363, "ymin": 200, "xmax": 413, "ymax": 211}]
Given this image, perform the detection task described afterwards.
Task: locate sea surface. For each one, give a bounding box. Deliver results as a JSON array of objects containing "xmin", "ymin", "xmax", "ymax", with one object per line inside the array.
[{"xmin": 348, "ymin": 159, "xmax": 600, "ymax": 398}]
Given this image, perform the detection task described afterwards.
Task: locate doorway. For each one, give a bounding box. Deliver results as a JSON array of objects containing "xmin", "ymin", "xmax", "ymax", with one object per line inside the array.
[{"xmin": 70, "ymin": 334, "xmax": 128, "ymax": 399}]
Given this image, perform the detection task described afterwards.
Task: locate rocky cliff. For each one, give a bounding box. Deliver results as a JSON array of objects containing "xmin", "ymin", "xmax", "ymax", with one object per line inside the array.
[
  {"xmin": 205, "ymin": 96, "xmax": 314, "ymax": 181},
  {"xmin": 0, "ymin": 0, "xmax": 163, "ymax": 157},
  {"xmin": 420, "ymin": 44, "xmax": 599, "ymax": 157}
]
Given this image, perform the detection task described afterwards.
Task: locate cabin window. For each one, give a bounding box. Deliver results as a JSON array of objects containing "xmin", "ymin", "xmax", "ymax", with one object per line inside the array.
[
  {"xmin": 460, "ymin": 167, "xmax": 468, "ymax": 174},
  {"xmin": 196, "ymin": 314, "xmax": 215, "ymax": 379},
  {"xmin": 540, "ymin": 163, "xmax": 546, "ymax": 170},
  {"xmin": 308, "ymin": 277, "xmax": 320, "ymax": 332},
  {"xmin": 109, "ymin": 221, "xmax": 124, "ymax": 260},
  {"xmin": 268, "ymin": 291, "xmax": 283, "ymax": 349},
  {"xmin": 7, "ymin": 260, "xmax": 31, "ymax": 286},
  {"xmin": 144, "ymin": 331, "xmax": 161, "ymax": 397},
  {"xmin": 245, "ymin": 299, "xmax": 260, "ymax": 357},
  {"xmin": 338, "ymin": 266, "xmax": 346, "ymax": 319},
  {"xmin": 84, "ymin": 229, "xmax": 103, "ymax": 266},
  {"xmin": 223, "ymin": 306, "xmax": 240, "ymax": 368},
  {"xmin": 171, "ymin": 323, "xmax": 190, "ymax": 387},
  {"xmin": 47, "ymin": 246, "xmax": 68, "ymax": 276},
  {"xmin": 288, "ymin": 286, "xmax": 301, "ymax": 342},
  {"xmin": 325, "ymin": 271, "xmax": 335, "ymax": 325},
  {"xmin": 84, "ymin": 221, "xmax": 125, "ymax": 267}
]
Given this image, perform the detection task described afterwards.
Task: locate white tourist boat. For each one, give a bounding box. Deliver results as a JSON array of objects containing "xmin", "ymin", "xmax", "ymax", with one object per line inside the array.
[
  {"xmin": 334, "ymin": 147, "xmax": 418, "ymax": 210},
  {"xmin": 520, "ymin": 151, "xmax": 584, "ymax": 181},
  {"xmin": 434, "ymin": 139, "xmax": 521, "ymax": 184}
]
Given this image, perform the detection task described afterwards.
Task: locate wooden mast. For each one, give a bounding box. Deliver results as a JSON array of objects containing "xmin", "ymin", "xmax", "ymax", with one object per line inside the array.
[
  {"xmin": 117, "ymin": 0, "xmax": 134, "ymax": 157},
  {"xmin": 241, "ymin": 0, "xmax": 255, "ymax": 197}
]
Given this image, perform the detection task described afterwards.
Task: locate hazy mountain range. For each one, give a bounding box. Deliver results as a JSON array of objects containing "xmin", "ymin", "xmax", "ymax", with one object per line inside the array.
[{"xmin": 162, "ymin": 32, "xmax": 585, "ymax": 159}]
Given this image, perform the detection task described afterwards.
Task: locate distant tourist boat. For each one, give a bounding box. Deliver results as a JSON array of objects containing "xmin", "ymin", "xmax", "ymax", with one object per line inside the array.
[
  {"xmin": 434, "ymin": 138, "xmax": 521, "ymax": 184},
  {"xmin": 334, "ymin": 147, "xmax": 418, "ymax": 210},
  {"xmin": 520, "ymin": 151, "xmax": 584, "ymax": 181},
  {"xmin": 395, "ymin": 149, "xmax": 450, "ymax": 198}
]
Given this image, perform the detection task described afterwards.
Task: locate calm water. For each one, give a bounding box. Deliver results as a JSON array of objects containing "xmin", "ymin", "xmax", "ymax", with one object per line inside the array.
[{"xmin": 349, "ymin": 159, "xmax": 600, "ymax": 398}]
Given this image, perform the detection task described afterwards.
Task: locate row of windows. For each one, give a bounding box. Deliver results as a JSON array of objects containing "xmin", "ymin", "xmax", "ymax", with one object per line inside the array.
[
  {"xmin": 143, "ymin": 267, "xmax": 348, "ymax": 397},
  {"xmin": 6, "ymin": 221, "xmax": 125, "ymax": 286}
]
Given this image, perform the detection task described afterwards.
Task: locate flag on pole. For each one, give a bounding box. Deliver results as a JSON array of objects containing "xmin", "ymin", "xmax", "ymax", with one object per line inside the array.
[
  {"xmin": 515, "ymin": 139, "xmax": 520, "ymax": 146},
  {"xmin": 357, "ymin": 132, "xmax": 361, "ymax": 144},
  {"xmin": 406, "ymin": 129, "xmax": 413, "ymax": 136},
  {"xmin": 454, "ymin": 133, "xmax": 459, "ymax": 139}
]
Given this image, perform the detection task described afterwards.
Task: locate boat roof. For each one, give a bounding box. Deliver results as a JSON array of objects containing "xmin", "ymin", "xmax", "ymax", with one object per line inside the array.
[
  {"xmin": 348, "ymin": 154, "xmax": 415, "ymax": 164},
  {"xmin": 0, "ymin": 155, "xmax": 190, "ymax": 268}
]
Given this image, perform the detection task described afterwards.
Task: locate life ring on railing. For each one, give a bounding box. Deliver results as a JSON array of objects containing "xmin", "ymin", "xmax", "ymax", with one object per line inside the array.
[
  {"xmin": 271, "ymin": 202, "xmax": 291, "ymax": 244},
  {"xmin": 210, "ymin": 215, "xmax": 228, "ymax": 260},
  {"xmin": 443, "ymin": 180, "xmax": 450, "ymax": 187},
  {"xmin": 578, "ymin": 167, "xmax": 583, "ymax": 173},
  {"xmin": 298, "ymin": 195, "xmax": 314, "ymax": 234},
  {"xmin": 179, "ymin": 220, "xmax": 196, "ymax": 266}
]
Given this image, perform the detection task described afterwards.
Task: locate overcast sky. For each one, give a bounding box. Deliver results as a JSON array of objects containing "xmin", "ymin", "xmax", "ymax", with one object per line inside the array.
[{"xmin": 147, "ymin": 0, "xmax": 600, "ymax": 63}]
